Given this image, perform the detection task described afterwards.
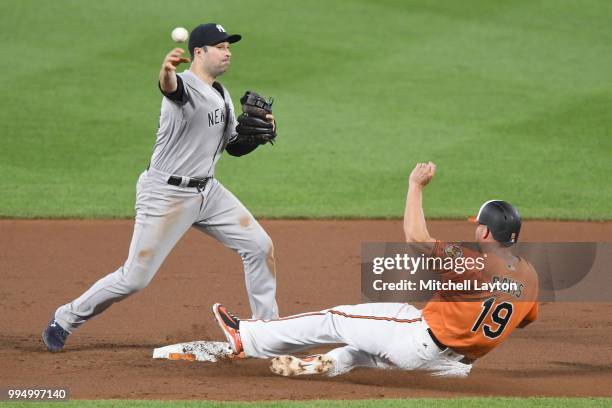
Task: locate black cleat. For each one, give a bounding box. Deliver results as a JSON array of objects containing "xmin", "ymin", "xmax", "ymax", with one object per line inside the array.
[{"xmin": 42, "ymin": 318, "xmax": 70, "ymax": 352}]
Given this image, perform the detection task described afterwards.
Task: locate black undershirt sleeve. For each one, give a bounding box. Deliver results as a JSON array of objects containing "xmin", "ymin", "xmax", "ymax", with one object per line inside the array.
[{"xmin": 158, "ymin": 75, "xmax": 187, "ymax": 104}]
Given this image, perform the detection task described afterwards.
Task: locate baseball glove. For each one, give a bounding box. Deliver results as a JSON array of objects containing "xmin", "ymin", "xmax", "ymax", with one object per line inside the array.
[{"xmin": 236, "ymin": 91, "xmax": 276, "ymax": 145}]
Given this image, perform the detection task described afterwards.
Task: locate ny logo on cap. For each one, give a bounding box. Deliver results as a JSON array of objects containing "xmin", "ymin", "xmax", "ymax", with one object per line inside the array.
[{"xmin": 216, "ymin": 24, "xmax": 226, "ymax": 33}]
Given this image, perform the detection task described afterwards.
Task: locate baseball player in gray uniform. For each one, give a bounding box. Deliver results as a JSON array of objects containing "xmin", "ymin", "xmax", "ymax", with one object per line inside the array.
[{"xmin": 42, "ymin": 23, "xmax": 279, "ymax": 352}]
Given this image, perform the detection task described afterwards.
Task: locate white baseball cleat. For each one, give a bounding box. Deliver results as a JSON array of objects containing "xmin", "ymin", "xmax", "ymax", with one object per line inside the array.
[{"xmin": 269, "ymin": 354, "xmax": 334, "ymax": 377}]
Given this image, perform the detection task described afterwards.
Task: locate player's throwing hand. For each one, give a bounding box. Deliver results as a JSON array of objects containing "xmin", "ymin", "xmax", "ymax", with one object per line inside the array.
[
  {"xmin": 162, "ymin": 48, "xmax": 191, "ymax": 72},
  {"xmin": 409, "ymin": 162, "xmax": 436, "ymax": 187}
]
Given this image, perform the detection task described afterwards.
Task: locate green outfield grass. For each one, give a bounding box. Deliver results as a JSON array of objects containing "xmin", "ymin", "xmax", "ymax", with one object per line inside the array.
[
  {"xmin": 1, "ymin": 0, "xmax": 611, "ymax": 219},
  {"xmin": 1, "ymin": 399, "xmax": 611, "ymax": 408}
]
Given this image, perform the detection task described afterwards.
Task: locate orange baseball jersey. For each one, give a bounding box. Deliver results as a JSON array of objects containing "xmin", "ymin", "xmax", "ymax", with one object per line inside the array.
[{"xmin": 422, "ymin": 241, "xmax": 539, "ymax": 359}]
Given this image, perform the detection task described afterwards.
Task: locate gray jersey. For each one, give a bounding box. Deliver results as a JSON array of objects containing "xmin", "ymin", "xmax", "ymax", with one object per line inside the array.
[{"xmin": 150, "ymin": 70, "xmax": 238, "ymax": 178}]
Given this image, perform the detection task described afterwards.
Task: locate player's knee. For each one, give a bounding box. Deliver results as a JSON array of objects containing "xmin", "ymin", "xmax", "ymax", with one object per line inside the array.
[
  {"xmin": 244, "ymin": 231, "xmax": 274, "ymax": 260},
  {"xmin": 120, "ymin": 272, "xmax": 152, "ymax": 293},
  {"xmin": 126, "ymin": 275, "xmax": 151, "ymax": 292},
  {"xmin": 121, "ymin": 264, "xmax": 156, "ymax": 293},
  {"xmin": 264, "ymin": 239, "xmax": 275, "ymax": 262}
]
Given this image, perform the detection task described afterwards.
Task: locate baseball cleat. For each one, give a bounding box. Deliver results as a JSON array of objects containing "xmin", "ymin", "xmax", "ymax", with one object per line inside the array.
[
  {"xmin": 270, "ymin": 354, "xmax": 334, "ymax": 377},
  {"xmin": 212, "ymin": 303, "xmax": 243, "ymax": 354},
  {"xmin": 42, "ymin": 318, "xmax": 70, "ymax": 352}
]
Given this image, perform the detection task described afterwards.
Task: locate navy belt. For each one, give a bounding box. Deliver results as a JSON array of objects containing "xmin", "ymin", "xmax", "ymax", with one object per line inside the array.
[
  {"xmin": 427, "ymin": 328, "xmax": 448, "ymax": 350},
  {"xmin": 427, "ymin": 328, "xmax": 475, "ymax": 364},
  {"xmin": 167, "ymin": 176, "xmax": 210, "ymax": 190}
]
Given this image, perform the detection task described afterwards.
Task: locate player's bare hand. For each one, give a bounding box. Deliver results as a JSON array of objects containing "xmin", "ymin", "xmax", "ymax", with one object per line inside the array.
[
  {"xmin": 162, "ymin": 48, "xmax": 191, "ymax": 72},
  {"xmin": 409, "ymin": 162, "xmax": 437, "ymax": 187},
  {"xmin": 265, "ymin": 114, "xmax": 276, "ymax": 131}
]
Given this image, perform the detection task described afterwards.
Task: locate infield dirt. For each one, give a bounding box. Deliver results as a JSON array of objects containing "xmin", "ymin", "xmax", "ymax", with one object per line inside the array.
[{"xmin": 1, "ymin": 220, "xmax": 611, "ymax": 399}]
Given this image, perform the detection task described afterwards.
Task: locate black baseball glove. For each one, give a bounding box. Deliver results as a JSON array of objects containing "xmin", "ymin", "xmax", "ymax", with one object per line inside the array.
[{"xmin": 236, "ymin": 91, "xmax": 276, "ymax": 145}]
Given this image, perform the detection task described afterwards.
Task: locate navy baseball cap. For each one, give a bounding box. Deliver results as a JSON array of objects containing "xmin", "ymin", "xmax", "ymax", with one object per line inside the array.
[
  {"xmin": 469, "ymin": 200, "xmax": 521, "ymax": 246},
  {"xmin": 188, "ymin": 23, "xmax": 241, "ymax": 56}
]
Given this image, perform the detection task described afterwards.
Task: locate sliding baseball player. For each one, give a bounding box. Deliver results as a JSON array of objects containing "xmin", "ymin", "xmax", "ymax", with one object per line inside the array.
[{"xmin": 212, "ymin": 162, "xmax": 539, "ymax": 377}]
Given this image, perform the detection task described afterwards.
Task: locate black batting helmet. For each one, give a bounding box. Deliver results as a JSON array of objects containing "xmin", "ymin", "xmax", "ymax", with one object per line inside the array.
[{"xmin": 470, "ymin": 200, "xmax": 521, "ymax": 246}]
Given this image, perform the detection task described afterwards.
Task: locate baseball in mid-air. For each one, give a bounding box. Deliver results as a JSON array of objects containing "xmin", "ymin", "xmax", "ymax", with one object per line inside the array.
[{"xmin": 171, "ymin": 27, "xmax": 189, "ymax": 43}]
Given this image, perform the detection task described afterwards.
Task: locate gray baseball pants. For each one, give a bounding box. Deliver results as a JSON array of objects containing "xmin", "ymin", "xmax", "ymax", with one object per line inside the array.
[{"xmin": 55, "ymin": 168, "xmax": 278, "ymax": 331}]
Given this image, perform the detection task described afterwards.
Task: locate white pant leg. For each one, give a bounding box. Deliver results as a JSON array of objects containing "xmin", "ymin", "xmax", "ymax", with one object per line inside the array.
[
  {"xmin": 194, "ymin": 180, "xmax": 278, "ymax": 320},
  {"xmin": 241, "ymin": 302, "xmax": 472, "ymax": 377},
  {"xmin": 241, "ymin": 310, "xmax": 337, "ymax": 358},
  {"xmin": 241, "ymin": 303, "xmax": 422, "ymax": 359},
  {"xmin": 55, "ymin": 172, "xmax": 200, "ymax": 331},
  {"xmin": 328, "ymin": 304, "xmax": 471, "ymax": 376},
  {"xmin": 325, "ymin": 346, "xmax": 393, "ymax": 376}
]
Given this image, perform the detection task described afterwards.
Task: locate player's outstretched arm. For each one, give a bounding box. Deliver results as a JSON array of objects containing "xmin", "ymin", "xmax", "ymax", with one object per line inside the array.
[
  {"xmin": 404, "ymin": 162, "xmax": 436, "ymax": 243},
  {"xmin": 159, "ymin": 48, "xmax": 190, "ymax": 93}
]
